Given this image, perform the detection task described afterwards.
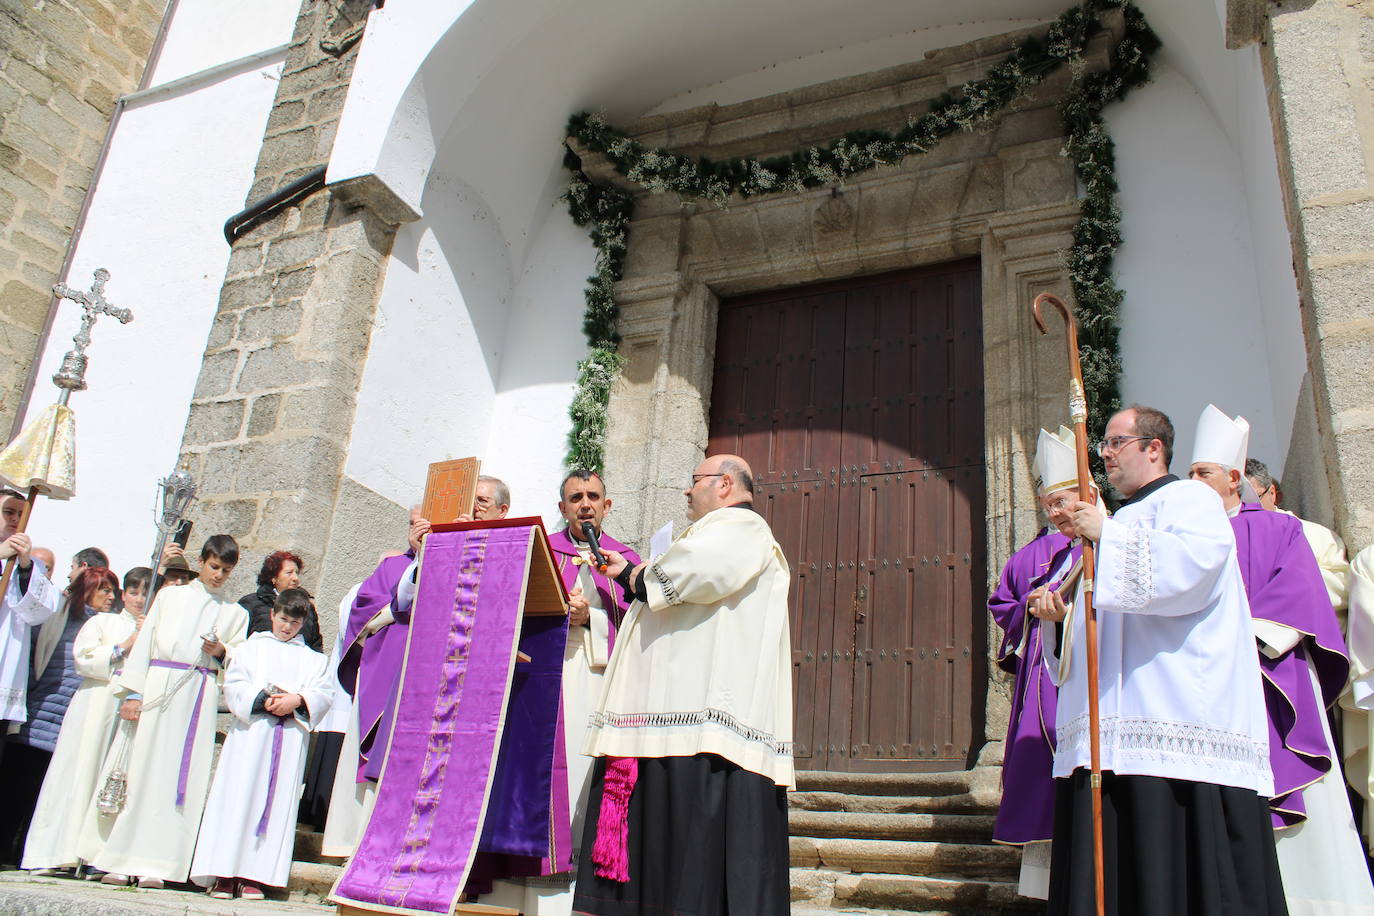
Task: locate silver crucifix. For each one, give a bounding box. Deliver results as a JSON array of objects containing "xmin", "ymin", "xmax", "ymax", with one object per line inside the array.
[{"xmin": 51, "ymin": 268, "xmax": 134, "ymax": 402}]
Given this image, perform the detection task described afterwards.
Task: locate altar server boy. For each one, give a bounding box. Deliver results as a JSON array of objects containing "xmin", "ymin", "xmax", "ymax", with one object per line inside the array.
[{"xmin": 191, "ymin": 588, "xmax": 332, "ymax": 900}]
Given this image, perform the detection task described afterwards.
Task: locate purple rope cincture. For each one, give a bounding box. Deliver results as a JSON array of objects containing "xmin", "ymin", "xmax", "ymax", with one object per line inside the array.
[
  {"xmin": 257, "ymin": 716, "xmax": 286, "ymax": 837},
  {"xmin": 148, "ymin": 659, "xmax": 213, "ymax": 807}
]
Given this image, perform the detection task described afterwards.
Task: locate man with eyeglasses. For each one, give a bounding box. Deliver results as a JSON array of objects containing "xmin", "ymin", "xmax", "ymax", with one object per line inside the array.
[
  {"xmin": 571, "ymin": 453, "xmax": 792, "ymax": 916},
  {"xmin": 1034, "ymin": 405, "xmax": 1285, "ymax": 915},
  {"xmin": 988, "ymin": 427, "xmax": 1086, "ymax": 899},
  {"xmin": 1187, "ymin": 406, "xmax": 1370, "ymax": 913}
]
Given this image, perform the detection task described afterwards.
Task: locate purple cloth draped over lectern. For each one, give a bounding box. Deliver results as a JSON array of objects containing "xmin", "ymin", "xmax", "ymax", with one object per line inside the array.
[
  {"xmin": 987, "ymin": 528, "xmax": 1076, "ymax": 845},
  {"xmin": 1232, "ymin": 503, "xmax": 1351, "ymax": 827},
  {"xmin": 468, "ymin": 610, "xmax": 575, "ymax": 884},
  {"xmin": 338, "ymin": 549, "xmax": 415, "ymax": 782},
  {"xmin": 332, "ymin": 525, "xmax": 561, "ymax": 915}
]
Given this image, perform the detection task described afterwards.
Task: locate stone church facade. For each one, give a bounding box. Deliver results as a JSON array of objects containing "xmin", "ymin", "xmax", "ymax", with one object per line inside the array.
[{"xmin": 3, "ymin": 0, "xmax": 1373, "ymax": 770}]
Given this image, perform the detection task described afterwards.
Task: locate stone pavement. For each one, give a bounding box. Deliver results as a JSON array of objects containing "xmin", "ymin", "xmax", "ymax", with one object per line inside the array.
[{"xmin": 0, "ymin": 870, "xmax": 332, "ymax": 915}]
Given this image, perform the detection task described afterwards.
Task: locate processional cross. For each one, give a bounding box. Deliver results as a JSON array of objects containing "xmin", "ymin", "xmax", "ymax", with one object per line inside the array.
[{"xmin": 51, "ymin": 268, "xmax": 133, "ymax": 402}]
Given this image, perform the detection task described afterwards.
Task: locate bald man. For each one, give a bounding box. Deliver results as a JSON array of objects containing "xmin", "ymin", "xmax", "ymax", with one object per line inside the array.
[{"xmin": 572, "ymin": 454, "xmax": 793, "ymax": 916}]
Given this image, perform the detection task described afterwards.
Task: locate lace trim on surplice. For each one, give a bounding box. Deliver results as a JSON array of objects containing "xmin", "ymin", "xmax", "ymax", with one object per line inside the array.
[
  {"xmin": 1059, "ymin": 714, "xmax": 1270, "ymax": 775},
  {"xmin": 648, "ymin": 563, "xmax": 681, "ymax": 606},
  {"xmin": 592, "ymin": 706, "xmax": 793, "ymax": 757},
  {"xmin": 1114, "ymin": 527, "xmax": 1154, "ymax": 610}
]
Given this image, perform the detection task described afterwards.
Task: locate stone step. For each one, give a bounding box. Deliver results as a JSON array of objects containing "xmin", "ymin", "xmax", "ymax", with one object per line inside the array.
[
  {"xmin": 791, "ymin": 835, "xmax": 1020, "ymax": 879},
  {"xmin": 790, "ymin": 809, "xmax": 996, "ymax": 843},
  {"xmin": 0, "ymin": 871, "xmax": 331, "ymax": 914},
  {"xmin": 833, "ymin": 871, "xmax": 1044, "ymax": 914},
  {"xmin": 292, "ymin": 826, "xmax": 329, "ymax": 864},
  {"xmin": 791, "ymin": 789, "xmax": 994, "ymax": 815},
  {"xmin": 795, "ymin": 769, "xmax": 977, "ymax": 797},
  {"xmin": 288, "ymin": 860, "xmax": 342, "ymax": 904}
]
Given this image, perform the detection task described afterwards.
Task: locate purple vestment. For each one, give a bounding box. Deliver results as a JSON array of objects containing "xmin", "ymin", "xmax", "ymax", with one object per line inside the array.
[
  {"xmin": 988, "ymin": 527, "xmax": 1077, "ymax": 845},
  {"xmin": 334, "ymin": 526, "xmax": 543, "ymax": 914},
  {"xmin": 546, "ymin": 527, "xmax": 641, "ymax": 653},
  {"xmin": 338, "ymin": 550, "xmax": 416, "ymax": 782},
  {"xmin": 1232, "ymin": 503, "xmax": 1351, "ymax": 827}
]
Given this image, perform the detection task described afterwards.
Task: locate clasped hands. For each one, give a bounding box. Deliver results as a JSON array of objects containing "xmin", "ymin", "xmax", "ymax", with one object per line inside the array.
[
  {"xmin": 1027, "ymin": 585, "xmax": 1069, "ymax": 622},
  {"xmin": 0, "ymin": 532, "xmax": 32, "ymax": 567},
  {"xmin": 265, "ymin": 692, "xmax": 303, "ymax": 717}
]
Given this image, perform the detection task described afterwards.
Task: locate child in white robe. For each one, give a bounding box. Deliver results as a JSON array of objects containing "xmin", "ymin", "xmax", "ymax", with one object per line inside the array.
[
  {"xmin": 88, "ymin": 535, "xmax": 248, "ymax": 887},
  {"xmin": 191, "ymin": 588, "xmax": 332, "ymax": 900}
]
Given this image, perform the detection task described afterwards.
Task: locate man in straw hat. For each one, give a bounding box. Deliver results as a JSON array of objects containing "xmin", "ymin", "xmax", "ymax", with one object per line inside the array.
[
  {"xmin": 1035, "ymin": 405, "xmax": 1283, "ymax": 915},
  {"xmin": 1189, "ymin": 404, "xmax": 1372, "ymax": 913},
  {"xmin": 988, "ymin": 427, "xmax": 1085, "ymax": 899}
]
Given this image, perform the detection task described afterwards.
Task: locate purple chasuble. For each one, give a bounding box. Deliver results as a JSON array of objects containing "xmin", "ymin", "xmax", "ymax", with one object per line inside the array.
[
  {"xmin": 333, "ymin": 526, "xmax": 567, "ymax": 915},
  {"xmin": 988, "ymin": 527, "xmax": 1076, "ymax": 845},
  {"xmin": 337, "ymin": 550, "xmax": 416, "ymax": 782},
  {"xmin": 1232, "ymin": 504, "xmax": 1351, "ymax": 827},
  {"xmin": 546, "ymin": 527, "xmax": 642, "ymax": 653}
]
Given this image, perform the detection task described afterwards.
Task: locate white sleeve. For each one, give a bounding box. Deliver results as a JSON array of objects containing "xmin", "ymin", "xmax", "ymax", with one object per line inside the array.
[
  {"xmin": 1346, "ymin": 548, "xmax": 1374, "ymax": 708},
  {"xmin": 1254, "ymin": 618, "xmax": 1302, "ymax": 659},
  {"xmin": 642, "ymin": 511, "xmax": 782, "ymax": 611},
  {"xmin": 223, "ymin": 645, "xmax": 259, "ymax": 724},
  {"xmin": 9, "ymin": 565, "xmax": 58, "ymax": 626},
  {"xmin": 1095, "ymin": 484, "xmax": 1234, "ymax": 618},
  {"xmin": 299, "ymin": 653, "xmax": 335, "ymax": 730},
  {"xmin": 395, "ymin": 560, "xmax": 420, "ymax": 617}
]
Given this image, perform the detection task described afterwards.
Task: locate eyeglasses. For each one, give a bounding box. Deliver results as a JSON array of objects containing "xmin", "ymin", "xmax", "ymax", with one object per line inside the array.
[
  {"xmin": 688, "ymin": 473, "xmax": 724, "ymax": 488},
  {"xmin": 1095, "ymin": 435, "xmax": 1152, "ymax": 457}
]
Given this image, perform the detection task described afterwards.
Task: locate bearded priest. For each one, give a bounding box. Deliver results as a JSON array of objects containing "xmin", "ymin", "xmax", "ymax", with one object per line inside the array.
[
  {"xmin": 1037, "ymin": 405, "xmax": 1284, "ymax": 916},
  {"xmin": 1188, "ymin": 404, "xmax": 1373, "ymax": 914}
]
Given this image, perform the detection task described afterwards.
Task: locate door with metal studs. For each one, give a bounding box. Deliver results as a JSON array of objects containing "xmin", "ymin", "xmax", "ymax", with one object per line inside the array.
[{"xmin": 708, "ymin": 260, "xmax": 986, "ymax": 772}]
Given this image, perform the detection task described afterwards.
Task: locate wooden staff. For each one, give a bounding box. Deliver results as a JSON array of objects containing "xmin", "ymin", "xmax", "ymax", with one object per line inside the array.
[
  {"xmin": 1033, "ymin": 292, "xmax": 1105, "ymax": 916},
  {"xmin": 0, "ymin": 485, "xmax": 40, "ymax": 598}
]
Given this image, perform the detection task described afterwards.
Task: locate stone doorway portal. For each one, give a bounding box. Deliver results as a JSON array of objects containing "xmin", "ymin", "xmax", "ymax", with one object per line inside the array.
[{"xmin": 707, "ymin": 259, "xmax": 986, "ymax": 773}]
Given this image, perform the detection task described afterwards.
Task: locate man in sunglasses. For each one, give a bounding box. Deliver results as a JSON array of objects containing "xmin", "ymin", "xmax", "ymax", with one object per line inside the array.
[{"xmin": 1036, "ymin": 405, "xmax": 1285, "ymax": 915}]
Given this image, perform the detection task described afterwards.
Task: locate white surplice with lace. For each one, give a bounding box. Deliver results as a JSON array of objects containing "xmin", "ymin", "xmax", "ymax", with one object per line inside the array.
[{"xmin": 1044, "ymin": 478, "xmax": 1272, "ymax": 794}]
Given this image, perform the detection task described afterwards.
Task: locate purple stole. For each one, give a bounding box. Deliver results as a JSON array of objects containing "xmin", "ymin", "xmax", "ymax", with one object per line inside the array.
[
  {"xmin": 987, "ymin": 527, "xmax": 1076, "ymax": 845},
  {"xmin": 547, "ymin": 527, "xmax": 641, "ymax": 652},
  {"xmin": 337, "ymin": 550, "xmax": 416, "ymax": 782},
  {"xmin": 331, "ymin": 526, "xmax": 572, "ymax": 915},
  {"xmin": 1232, "ymin": 503, "xmax": 1351, "ymax": 827}
]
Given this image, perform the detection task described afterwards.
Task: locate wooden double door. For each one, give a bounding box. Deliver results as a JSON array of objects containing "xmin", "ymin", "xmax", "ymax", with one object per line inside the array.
[{"xmin": 707, "ymin": 260, "xmax": 986, "ymax": 772}]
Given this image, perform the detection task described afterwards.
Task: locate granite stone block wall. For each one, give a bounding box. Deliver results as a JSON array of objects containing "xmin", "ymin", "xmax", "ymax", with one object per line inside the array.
[{"xmin": 0, "ymin": 0, "xmax": 165, "ymax": 433}]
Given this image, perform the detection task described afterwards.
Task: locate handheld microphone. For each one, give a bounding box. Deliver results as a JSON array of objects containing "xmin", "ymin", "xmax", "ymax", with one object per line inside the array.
[{"xmin": 581, "ymin": 522, "xmax": 610, "ymax": 574}]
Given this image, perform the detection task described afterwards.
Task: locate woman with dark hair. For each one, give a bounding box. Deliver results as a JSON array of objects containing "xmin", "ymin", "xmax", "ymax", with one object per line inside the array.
[
  {"xmin": 240, "ymin": 551, "xmax": 321, "ymax": 651},
  {"xmin": 23, "ymin": 568, "xmax": 146, "ymax": 876},
  {"xmin": 0, "ymin": 567, "xmax": 119, "ymax": 870}
]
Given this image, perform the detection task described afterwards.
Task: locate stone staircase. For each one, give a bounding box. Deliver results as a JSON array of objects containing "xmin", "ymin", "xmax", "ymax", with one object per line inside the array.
[
  {"xmin": 280, "ymin": 768, "xmax": 1046, "ymax": 914},
  {"xmin": 788, "ymin": 769, "xmax": 1045, "ymax": 915}
]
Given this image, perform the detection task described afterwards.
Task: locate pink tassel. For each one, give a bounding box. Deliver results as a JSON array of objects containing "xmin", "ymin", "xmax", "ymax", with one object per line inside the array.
[{"xmin": 591, "ymin": 756, "xmax": 638, "ymax": 882}]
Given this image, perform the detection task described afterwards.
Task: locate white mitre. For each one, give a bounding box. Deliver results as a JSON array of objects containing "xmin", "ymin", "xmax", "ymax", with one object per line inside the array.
[
  {"xmin": 1034, "ymin": 425, "xmax": 1079, "ymax": 497},
  {"xmin": 1192, "ymin": 403, "xmax": 1259, "ymax": 502}
]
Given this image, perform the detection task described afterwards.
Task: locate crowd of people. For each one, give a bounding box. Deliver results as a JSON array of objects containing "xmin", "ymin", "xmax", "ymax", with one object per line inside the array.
[
  {"xmin": 0, "ymin": 462, "xmax": 796, "ymax": 914},
  {"xmin": 993, "ymin": 403, "xmax": 1374, "ymax": 915},
  {"xmin": 0, "ymin": 508, "xmax": 336, "ymax": 901},
  {"xmin": 7, "ymin": 400, "xmax": 1371, "ymax": 916}
]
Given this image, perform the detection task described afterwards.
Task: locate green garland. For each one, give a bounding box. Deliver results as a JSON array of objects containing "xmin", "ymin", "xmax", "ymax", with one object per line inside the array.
[{"xmin": 562, "ymin": 0, "xmax": 1159, "ymax": 476}]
